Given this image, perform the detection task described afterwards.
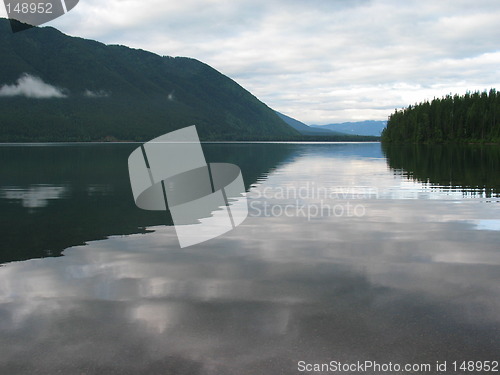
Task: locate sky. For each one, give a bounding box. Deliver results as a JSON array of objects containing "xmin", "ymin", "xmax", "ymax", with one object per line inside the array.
[{"xmin": 2, "ymin": 0, "xmax": 500, "ymax": 124}]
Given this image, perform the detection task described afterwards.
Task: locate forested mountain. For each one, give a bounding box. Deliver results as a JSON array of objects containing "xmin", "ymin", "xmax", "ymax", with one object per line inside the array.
[
  {"xmin": 0, "ymin": 18, "xmax": 299, "ymax": 141},
  {"xmin": 381, "ymin": 90, "xmax": 500, "ymax": 143}
]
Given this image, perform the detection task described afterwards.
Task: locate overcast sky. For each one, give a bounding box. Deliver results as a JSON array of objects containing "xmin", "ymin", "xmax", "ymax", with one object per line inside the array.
[{"xmin": 3, "ymin": 0, "xmax": 500, "ymax": 124}]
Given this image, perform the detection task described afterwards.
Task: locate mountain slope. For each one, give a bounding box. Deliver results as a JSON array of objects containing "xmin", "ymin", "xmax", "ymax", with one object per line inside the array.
[
  {"xmin": 311, "ymin": 120, "xmax": 386, "ymax": 136},
  {"xmin": 0, "ymin": 19, "xmax": 299, "ymax": 141}
]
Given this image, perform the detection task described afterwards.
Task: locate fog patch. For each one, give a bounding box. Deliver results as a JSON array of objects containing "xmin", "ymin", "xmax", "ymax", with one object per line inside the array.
[
  {"xmin": 0, "ymin": 74, "xmax": 67, "ymax": 99},
  {"xmin": 84, "ymin": 89, "xmax": 110, "ymax": 98}
]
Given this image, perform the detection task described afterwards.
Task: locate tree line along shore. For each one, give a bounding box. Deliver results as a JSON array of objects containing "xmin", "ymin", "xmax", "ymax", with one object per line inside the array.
[{"xmin": 381, "ymin": 89, "xmax": 500, "ymax": 143}]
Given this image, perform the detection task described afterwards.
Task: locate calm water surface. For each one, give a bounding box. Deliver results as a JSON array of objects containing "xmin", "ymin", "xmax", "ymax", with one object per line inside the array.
[{"xmin": 0, "ymin": 143, "xmax": 499, "ymax": 374}]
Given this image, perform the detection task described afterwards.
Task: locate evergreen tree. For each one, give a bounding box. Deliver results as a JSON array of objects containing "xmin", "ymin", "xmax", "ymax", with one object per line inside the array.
[{"xmin": 382, "ymin": 90, "xmax": 500, "ymax": 143}]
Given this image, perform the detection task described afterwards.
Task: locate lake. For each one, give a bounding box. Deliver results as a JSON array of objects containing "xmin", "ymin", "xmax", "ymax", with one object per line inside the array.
[{"xmin": 0, "ymin": 142, "xmax": 499, "ymax": 374}]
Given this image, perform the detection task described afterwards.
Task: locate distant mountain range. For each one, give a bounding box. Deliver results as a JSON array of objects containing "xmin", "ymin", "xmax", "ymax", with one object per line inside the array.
[
  {"xmin": 0, "ymin": 18, "xmax": 299, "ymax": 141},
  {"xmin": 310, "ymin": 121, "xmax": 387, "ymax": 136},
  {"xmin": 276, "ymin": 112, "xmax": 345, "ymax": 136},
  {"xmin": 278, "ymin": 112, "xmax": 385, "ymax": 137}
]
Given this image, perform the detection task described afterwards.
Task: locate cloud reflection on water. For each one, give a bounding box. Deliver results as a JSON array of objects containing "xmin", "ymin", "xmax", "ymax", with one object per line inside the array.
[{"xmin": 0, "ymin": 144, "xmax": 499, "ymax": 374}]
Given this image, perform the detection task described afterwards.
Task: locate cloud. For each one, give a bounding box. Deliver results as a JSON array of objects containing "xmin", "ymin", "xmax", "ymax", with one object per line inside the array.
[
  {"xmin": 0, "ymin": 73, "xmax": 67, "ymax": 98},
  {"xmin": 84, "ymin": 89, "xmax": 110, "ymax": 98},
  {"xmin": 44, "ymin": 0, "xmax": 500, "ymax": 122}
]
